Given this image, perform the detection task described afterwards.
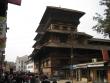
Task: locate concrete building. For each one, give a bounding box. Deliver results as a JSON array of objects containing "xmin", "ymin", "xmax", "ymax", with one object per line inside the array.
[
  {"xmin": 0, "ymin": 0, "xmax": 21, "ymax": 72},
  {"xmin": 4, "ymin": 61, "xmax": 16, "ymax": 72},
  {"xmin": 15, "ymin": 55, "xmax": 28, "ymax": 72},
  {"xmin": 0, "ymin": 0, "xmax": 8, "ymax": 71},
  {"xmin": 26, "ymin": 60, "xmax": 37, "ymax": 73}
]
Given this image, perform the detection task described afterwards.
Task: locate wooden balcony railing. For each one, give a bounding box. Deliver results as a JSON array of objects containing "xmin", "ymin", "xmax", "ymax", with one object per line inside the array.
[{"xmin": 47, "ymin": 24, "xmax": 76, "ymax": 33}]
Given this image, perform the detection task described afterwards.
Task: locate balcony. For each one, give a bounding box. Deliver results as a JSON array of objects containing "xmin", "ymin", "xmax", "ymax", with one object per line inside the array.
[
  {"xmin": 43, "ymin": 40, "xmax": 110, "ymax": 50},
  {"xmin": 43, "ymin": 41, "xmax": 71, "ymax": 48},
  {"xmin": 47, "ymin": 24, "xmax": 77, "ymax": 34}
]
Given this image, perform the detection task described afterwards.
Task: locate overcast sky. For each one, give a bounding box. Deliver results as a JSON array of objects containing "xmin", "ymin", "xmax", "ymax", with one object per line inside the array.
[{"xmin": 5, "ymin": 0, "xmax": 106, "ymax": 62}]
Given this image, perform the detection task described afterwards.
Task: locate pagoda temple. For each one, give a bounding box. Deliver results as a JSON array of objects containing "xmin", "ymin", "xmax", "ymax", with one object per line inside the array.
[{"xmin": 31, "ymin": 6, "xmax": 110, "ymax": 82}]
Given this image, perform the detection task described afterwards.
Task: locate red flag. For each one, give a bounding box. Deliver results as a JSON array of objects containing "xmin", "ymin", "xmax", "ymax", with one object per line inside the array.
[
  {"xmin": 102, "ymin": 49, "xmax": 109, "ymax": 61},
  {"xmin": 8, "ymin": 0, "xmax": 21, "ymax": 6}
]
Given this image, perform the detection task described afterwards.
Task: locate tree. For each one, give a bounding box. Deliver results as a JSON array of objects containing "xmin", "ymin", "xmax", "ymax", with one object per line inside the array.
[{"xmin": 93, "ymin": 0, "xmax": 110, "ymax": 37}]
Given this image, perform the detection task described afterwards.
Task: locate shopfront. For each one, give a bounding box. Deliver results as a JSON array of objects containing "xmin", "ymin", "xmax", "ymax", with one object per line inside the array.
[{"xmin": 73, "ymin": 61, "xmax": 108, "ymax": 83}]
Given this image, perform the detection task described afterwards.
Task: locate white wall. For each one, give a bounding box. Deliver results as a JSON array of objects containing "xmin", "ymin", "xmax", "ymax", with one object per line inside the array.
[
  {"xmin": 26, "ymin": 62, "xmax": 35, "ymax": 73},
  {"xmin": 15, "ymin": 55, "xmax": 28, "ymax": 72}
]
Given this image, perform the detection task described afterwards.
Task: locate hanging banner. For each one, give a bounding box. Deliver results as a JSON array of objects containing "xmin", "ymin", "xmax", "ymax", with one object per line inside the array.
[
  {"xmin": 102, "ymin": 49, "xmax": 109, "ymax": 61},
  {"xmin": 8, "ymin": 0, "xmax": 21, "ymax": 6}
]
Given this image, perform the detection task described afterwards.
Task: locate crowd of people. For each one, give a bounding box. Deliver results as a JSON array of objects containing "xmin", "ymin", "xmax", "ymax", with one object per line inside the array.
[{"xmin": 0, "ymin": 70, "xmax": 57, "ymax": 83}]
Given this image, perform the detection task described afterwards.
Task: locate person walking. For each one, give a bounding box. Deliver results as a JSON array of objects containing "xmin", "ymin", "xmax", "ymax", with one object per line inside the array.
[
  {"xmin": 41, "ymin": 76, "xmax": 50, "ymax": 83},
  {"xmin": 35, "ymin": 75, "xmax": 40, "ymax": 83},
  {"xmin": 52, "ymin": 80, "xmax": 57, "ymax": 83},
  {"xmin": 30, "ymin": 74, "xmax": 36, "ymax": 83}
]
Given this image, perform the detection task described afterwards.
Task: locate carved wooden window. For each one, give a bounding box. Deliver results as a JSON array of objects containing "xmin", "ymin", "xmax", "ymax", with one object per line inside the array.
[
  {"xmin": 53, "ymin": 24, "xmax": 59, "ymax": 30},
  {"xmin": 62, "ymin": 26, "xmax": 67, "ymax": 30},
  {"xmin": 67, "ymin": 26, "xmax": 71, "ymax": 31},
  {"xmin": 45, "ymin": 59, "xmax": 49, "ymax": 67},
  {"xmin": 59, "ymin": 34, "xmax": 68, "ymax": 43}
]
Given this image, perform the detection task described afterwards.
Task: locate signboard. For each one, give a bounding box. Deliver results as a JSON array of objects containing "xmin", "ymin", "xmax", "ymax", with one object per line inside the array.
[
  {"xmin": 102, "ymin": 49, "xmax": 109, "ymax": 61},
  {"xmin": 73, "ymin": 64, "xmax": 87, "ymax": 69},
  {"xmin": 88, "ymin": 64, "xmax": 104, "ymax": 67},
  {"xmin": 73, "ymin": 62, "xmax": 104, "ymax": 69}
]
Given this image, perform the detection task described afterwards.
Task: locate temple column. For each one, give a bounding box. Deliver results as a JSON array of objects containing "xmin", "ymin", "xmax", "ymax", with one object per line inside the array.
[
  {"xmin": 90, "ymin": 69, "xmax": 97, "ymax": 82},
  {"xmin": 87, "ymin": 69, "xmax": 91, "ymax": 83},
  {"xmin": 78, "ymin": 69, "xmax": 81, "ymax": 81},
  {"xmin": 76, "ymin": 69, "xmax": 78, "ymax": 81}
]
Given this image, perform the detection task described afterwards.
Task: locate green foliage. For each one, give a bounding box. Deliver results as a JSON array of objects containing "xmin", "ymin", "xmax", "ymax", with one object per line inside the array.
[
  {"xmin": 0, "ymin": 42, "xmax": 5, "ymax": 48},
  {"xmin": 0, "ymin": 16, "xmax": 5, "ymax": 21},
  {"xmin": 93, "ymin": 0, "xmax": 110, "ymax": 37}
]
